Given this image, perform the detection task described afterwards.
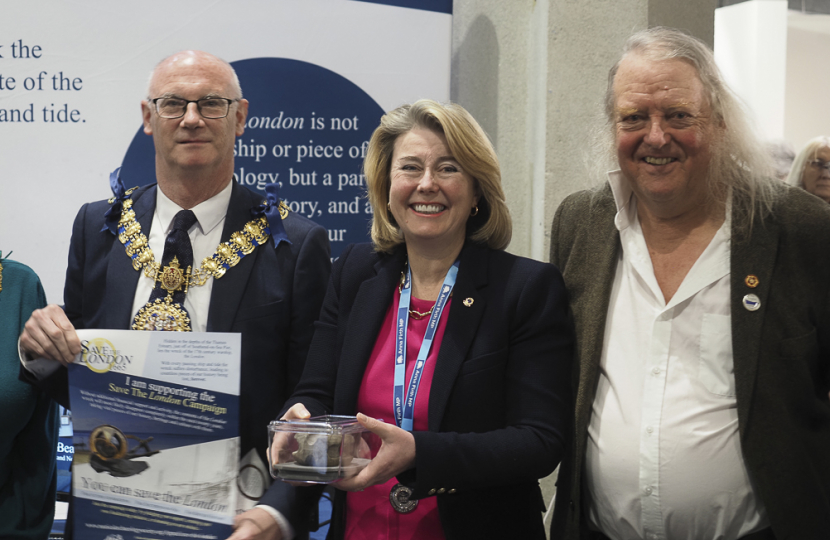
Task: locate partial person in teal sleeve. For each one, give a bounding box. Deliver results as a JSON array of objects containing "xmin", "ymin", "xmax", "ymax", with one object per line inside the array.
[{"xmin": 0, "ymin": 253, "xmax": 59, "ymax": 538}]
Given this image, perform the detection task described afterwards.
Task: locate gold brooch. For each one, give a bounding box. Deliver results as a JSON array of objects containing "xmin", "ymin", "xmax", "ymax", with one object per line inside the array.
[
  {"xmin": 462, "ymin": 297, "xmax": 474, "ymax": 307},
  {"xmin": 159, "ymin": 257, "xmax": 188, "ymax": 293},
  {"xmin": 745, "ymin": 275, "xmax": 759, "ymax": 288}
]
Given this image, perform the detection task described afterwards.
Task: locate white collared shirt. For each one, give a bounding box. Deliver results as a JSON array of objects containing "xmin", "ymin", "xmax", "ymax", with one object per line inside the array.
[
  {"xmin": 129, "ymin": 182, "xmax": 232, "ymax": 332},
  {"xmin": 584, "ymin": 172, "xmax": 768, "ymax": 540}
]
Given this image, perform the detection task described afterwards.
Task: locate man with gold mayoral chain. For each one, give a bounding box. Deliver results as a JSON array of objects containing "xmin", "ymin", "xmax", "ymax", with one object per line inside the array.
[{"xmin": 19, "ymin": 51, "xmax": 331, "ymax": 540}]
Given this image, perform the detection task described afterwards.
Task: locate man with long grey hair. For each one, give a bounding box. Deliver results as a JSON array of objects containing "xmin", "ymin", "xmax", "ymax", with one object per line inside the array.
[{"xmin": 550, "ymin": 27, "xmax": 830, "ymax": 539}]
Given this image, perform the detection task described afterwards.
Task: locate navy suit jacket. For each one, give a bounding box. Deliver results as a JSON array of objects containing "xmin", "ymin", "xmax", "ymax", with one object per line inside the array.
[
  {"xmin": 264, "ymin": 241, "xmax": 574, "ymax": 539},
  {"xmin": 26, "ymin": 181, "xmax": 330, "ymax": 523}
]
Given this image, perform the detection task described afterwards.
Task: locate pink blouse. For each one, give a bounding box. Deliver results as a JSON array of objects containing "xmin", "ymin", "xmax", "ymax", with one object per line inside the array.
[{"xmin": 344, "ymin": 292, "xmax": 452, "ymax": 540}]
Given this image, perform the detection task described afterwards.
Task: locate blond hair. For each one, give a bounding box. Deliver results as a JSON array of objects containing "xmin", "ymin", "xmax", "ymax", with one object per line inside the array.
[{"xmin": 365, "ymin": 99, "xmax": 511, "ymax": 252}]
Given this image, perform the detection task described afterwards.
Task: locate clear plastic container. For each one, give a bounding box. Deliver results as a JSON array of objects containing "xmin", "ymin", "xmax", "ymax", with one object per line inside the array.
[{"xmin": 267, "ymin": 415, "xmax": 381, "ymax": 484}]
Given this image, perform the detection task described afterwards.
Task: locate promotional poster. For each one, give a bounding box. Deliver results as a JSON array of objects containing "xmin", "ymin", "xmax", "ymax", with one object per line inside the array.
[{"xmin": 68, "ymin": 329, "xmax": 241, "ymax": 539}]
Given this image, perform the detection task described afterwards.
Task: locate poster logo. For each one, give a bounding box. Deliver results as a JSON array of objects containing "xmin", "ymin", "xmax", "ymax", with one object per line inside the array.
[{"xmin": 80, "ymin": 338, "xmax": 132, "ymax": 373}]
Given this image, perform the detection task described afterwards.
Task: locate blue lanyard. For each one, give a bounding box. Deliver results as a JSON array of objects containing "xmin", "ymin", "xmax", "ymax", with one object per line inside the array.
[{"xmin": 394, "ymin": 259, "xmax": 459, "ymax": 431}]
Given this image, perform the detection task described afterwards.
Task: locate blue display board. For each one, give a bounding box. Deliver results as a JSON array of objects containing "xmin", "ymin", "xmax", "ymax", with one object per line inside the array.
[{"xmin": 3, "ymin": 0, "xmax": 451, "ymax": 303}]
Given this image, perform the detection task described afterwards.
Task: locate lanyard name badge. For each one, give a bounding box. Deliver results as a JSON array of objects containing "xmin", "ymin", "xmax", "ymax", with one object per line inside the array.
[{"xmin": 394, "ymin": 259, "xmax": 459, "ymax": 432}]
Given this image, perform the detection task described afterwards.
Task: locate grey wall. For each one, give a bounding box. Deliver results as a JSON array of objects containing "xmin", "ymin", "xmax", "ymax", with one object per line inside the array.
[{"xmin": 785, "ymin": 14, "xmax": 830, "ymax": 149}]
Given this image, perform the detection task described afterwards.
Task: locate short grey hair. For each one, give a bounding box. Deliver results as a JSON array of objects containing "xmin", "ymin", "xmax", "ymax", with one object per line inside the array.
[{"xmin": 146, "ymin": 50, "xmax": 243, "ymax": 100}]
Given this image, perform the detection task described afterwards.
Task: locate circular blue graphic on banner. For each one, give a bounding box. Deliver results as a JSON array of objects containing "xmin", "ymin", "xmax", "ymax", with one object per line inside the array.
[{"xmin": 119, "ymin": 57, "xmax": 385, "ymax": 258}]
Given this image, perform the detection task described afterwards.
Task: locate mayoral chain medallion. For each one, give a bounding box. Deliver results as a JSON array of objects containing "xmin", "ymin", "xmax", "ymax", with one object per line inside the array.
[{"xmin": 113, "ymin": 187, "xmax": 288, "ymax": 332}]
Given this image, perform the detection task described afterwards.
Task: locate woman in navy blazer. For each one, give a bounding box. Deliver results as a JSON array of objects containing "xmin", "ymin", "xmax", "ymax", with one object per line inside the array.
[{"xmin": 270, "ymin": 100, "xmax": 573, "ymax": 539}]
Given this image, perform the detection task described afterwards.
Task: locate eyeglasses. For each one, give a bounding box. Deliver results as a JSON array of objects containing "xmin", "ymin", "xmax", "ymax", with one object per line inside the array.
[
  {"xmin": 150, "ymin": 97, "xmax": 239, "ymax": 119},
  {"xmin": 808, "ymin": 159, "xmax": 830, "ymax": 172}
]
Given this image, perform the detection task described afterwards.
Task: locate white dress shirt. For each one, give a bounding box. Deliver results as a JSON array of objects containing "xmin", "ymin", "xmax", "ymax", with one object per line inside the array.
[{"xmin": 584, "ymin": 172, "xmax": 769, "ymax": 540}]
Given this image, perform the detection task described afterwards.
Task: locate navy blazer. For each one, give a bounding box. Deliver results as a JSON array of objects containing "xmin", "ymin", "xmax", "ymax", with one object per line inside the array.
[
  {"xmin": 265, "ymin": 241, "xmax": 574, "ymax": 539},
  {"xmin": 27, "ymin": 181, "xmax": 330, "ymax": 473},
  {"xmin": 550, "ymin": 183, "xmax": 830, "ymax": 539}
]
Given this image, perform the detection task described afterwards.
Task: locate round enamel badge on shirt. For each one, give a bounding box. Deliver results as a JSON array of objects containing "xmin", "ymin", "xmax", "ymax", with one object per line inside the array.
[{"xmin": 742, "ymin": 294, "xmax": 761, "ymax": 311}]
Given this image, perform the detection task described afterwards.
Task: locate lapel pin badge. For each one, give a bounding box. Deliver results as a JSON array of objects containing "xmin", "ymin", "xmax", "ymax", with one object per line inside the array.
[
  {"xmin": 742, "ymin": 294, "xmax": 761, "ymax": 311},
  {"xmin": 744, "ymin": 275, "xmax": 759, "ymax": 288},
  {"xmin": 462, "ymin": 297, "xmax": 474, "ymax": 308}
]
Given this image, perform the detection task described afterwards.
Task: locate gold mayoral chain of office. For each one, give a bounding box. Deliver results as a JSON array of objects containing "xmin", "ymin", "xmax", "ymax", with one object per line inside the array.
[{"xmin": 115, "ymin": 188, "xmax": 288, "ymax": 332}]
